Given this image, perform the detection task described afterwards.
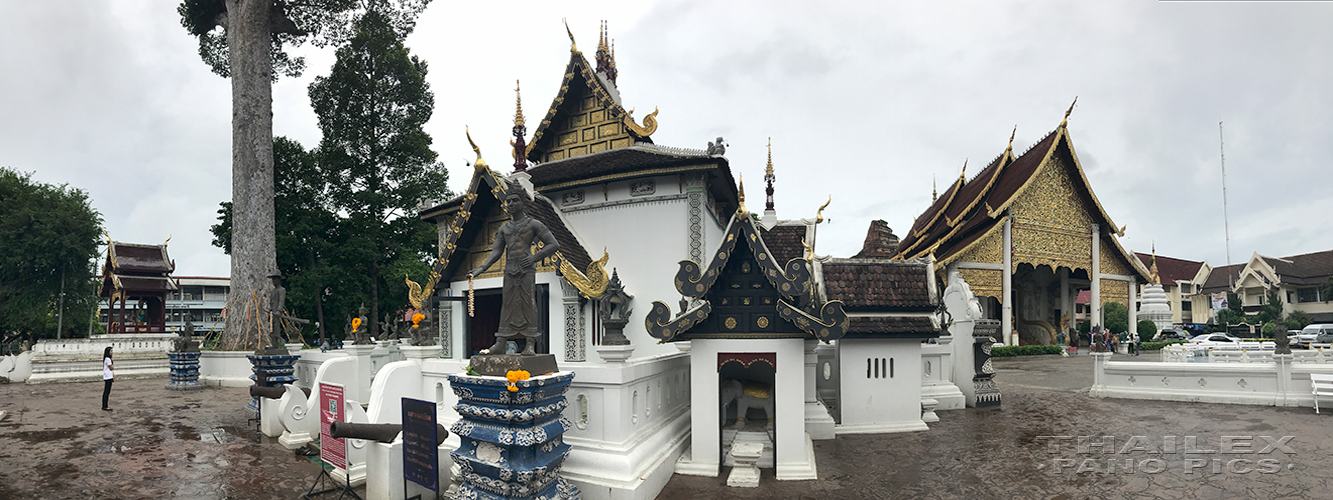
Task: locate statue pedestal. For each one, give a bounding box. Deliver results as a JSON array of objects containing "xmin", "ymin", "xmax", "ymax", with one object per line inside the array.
[
  {"xmin": 448, "ymin": 371, "xmax": 581, "ymax": 500},
  {"xmin": 595, "ymin": 344, "xmax": 635, "ymax": 363},
  {"xmin": 400, "ymin": 345, "xmax": 442, "ymax": 361},
  {"xmin": 246, "ymin": 353, "xmax": 300, "ymax": 414},
  {"xmin": 165, "ymin": 352, "xmax": 204, "ymax": 391},
  {"xmin": 469, "ymin": 353, "xmax": 559, "ymax": 377}
]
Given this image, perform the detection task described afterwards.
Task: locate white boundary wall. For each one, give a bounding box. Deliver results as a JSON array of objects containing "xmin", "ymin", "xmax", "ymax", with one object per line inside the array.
[{"xmin": 1091, "ymin": 352, "xmax": 1333, "ymax": 407}]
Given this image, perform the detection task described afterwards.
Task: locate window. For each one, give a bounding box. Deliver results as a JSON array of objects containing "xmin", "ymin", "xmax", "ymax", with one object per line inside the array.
[
  {"xmin": 1181, "ymin": 300, "xmax": 1192, "ymax": 312},
  {"xmin": 1298, "ymin": 287, "xmax": 1320, "ymax": 303}
]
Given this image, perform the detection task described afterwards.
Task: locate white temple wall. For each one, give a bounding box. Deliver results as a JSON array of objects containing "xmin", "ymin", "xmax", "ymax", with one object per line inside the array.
[
  {"xmin": 26, "ymin": 334, "xmax": 175, "ymax": 384},
  {"xmin": 1091, "ymin": 353, "xmax": 1333, "ymax": 408},
  {"xmin": 836, "ymin": 338, "xmax": 928, "ymax": 434}
]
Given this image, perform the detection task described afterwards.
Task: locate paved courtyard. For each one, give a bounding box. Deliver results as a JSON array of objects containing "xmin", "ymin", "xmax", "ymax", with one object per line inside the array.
[{"xmin": 3, "ymin": 354, "xmax": 1333, "ymax": 499}]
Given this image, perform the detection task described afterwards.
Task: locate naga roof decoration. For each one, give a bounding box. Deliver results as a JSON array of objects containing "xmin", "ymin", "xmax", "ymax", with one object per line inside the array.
[
  {"xmin": 893, "ymin": 110, "xmax": 1149, "ymax": 281},
  {"xmin": 645, "ymin": 206, "xmax": 847, "ymax": 343},
  {"xmin": 526, "ymin": 27, "xmax": 657, "ymax": 164}
]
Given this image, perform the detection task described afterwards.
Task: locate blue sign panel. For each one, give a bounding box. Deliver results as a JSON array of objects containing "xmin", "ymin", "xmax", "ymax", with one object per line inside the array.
[{"xmin": 401, "ymin": 397, "xmax": 438, "ymax": 492}]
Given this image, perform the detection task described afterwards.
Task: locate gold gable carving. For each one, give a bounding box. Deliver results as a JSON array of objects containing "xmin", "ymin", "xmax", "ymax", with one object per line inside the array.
[
  {"xmin": 959, "ymin": 268, "xmax": 1003, "ymax": 301},
  {"xmin": 1009, "ymin": 155, "xmax": 1095, "ymax": 271},
  {"xmin": 1099, "ymin": 239, "xmax": 1131, "ymax": 277},
  {"xmin": 531, "ymin": 54, "xmax": 637, "ymax": 163}
]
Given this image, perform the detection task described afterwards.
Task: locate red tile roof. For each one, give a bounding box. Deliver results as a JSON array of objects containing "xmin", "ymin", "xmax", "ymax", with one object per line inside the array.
[
  {"xmin": 821, "ymin": 259, "xmax": 934, "ymax": 312},
  {"xmin": 759, "ymin": 224, "xmax": 806, "ymax": 266}
]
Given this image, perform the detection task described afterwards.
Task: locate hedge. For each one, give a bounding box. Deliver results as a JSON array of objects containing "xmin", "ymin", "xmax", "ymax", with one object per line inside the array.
[
  {"xmin": 1140, "ymin": 340, "xmax": 1186, "ymax": 351},
  {"xmin": 990, "ymin": 345, "xmax": 1064, "ymax": 357}
]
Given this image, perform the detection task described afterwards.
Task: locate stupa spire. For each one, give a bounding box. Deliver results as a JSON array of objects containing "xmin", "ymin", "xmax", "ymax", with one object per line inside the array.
[
  {"xmin": 595, "ymin": 21, "xmax": 617, "ymax": 85},
  {"xmin": 932, "ymin": 176, "xmax": 937, "ymax": 203}
]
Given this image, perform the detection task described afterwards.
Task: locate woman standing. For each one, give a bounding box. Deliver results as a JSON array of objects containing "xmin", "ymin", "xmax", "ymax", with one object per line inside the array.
[{"xmin": 102, "ymin": 346, "xmax": 114, "ymax": 411}]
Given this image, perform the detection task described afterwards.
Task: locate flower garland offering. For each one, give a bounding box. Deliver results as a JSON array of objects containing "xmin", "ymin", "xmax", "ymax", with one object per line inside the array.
[
  {"xmin": 352, "ymin": 317, "xmax": 362, "ymax": 332},
  {"xmin": 505, "ymin": 369, "xmax": 530, "ymax": 392},
  {"xmin": 468, "ymin": 274, "xmax": 475, "ymax": 318},
  {"xmin": 412, "ymin": 312, "xmax": 424, "ymax": 328}
]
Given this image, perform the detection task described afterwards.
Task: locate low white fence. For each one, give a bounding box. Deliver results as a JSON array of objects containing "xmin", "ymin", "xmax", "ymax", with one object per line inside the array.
[
  {"xmin": 1091, "ymin": 352, "xmax": 1333, "ymax": 407},
  {"xmin": 26, "ymin": 334, "xmax": 178, "ymax": 384}
]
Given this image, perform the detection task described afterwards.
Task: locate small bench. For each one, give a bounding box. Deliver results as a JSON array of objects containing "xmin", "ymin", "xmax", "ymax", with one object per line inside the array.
[{"xmin": 1311, "ymin": 373, "xmax": 1333, "ymax": 414}]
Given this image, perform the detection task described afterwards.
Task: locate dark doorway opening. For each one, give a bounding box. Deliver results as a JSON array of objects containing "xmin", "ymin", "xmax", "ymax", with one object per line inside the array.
[{"xmin": 465, "ymin": 284, "xmax": 550, "ymax": 358}]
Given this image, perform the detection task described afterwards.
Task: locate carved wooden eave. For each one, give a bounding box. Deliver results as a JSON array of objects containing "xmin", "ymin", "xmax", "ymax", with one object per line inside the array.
[
  {"xmin": 645, "ymin": 208, "xmax": 847, "ymax": 343},
  {"xmin": 526, "ymin": 46, "xmax": 657, "ymax": 164},
  {"xmin": 98, "ymin": 241, "xmax": 179, "ymax": 300}
]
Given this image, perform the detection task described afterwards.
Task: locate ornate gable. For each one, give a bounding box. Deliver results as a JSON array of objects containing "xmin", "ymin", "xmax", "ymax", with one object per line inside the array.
[
  {"xmin": 645, "ymin": 209, "xmax": 847, "ymax": 343},
  {"xmin": 526, "ymin": 47, "xmax": 657, "ymax": 164}
]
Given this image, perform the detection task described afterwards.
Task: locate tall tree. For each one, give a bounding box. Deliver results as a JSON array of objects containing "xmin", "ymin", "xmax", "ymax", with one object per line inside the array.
[
  {"xmin": 309, "ymin": 9, "xmax": 448, "ymax": 338},
  {"xmin": 178, "ymin": 0, "xmax": 429, "ymax": 349},
  {"xmin": 0, "ymin": 168, "xmax": 104, "ymax": 344}
]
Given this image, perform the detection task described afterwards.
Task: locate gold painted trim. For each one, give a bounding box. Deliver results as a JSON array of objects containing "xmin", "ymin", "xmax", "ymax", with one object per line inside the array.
[
  {"xmin": 536, "ymin": 164, "xmax": 716, "ymax": 192},
  {"xmin": 986, "ymin": 129, "xmax": 1060, "ymax": 218},
  {"xmin": 624, "ymin": 108, "xmax": 659, "ymax": 137},
  {"xmin": 936, "ymin": 220, "xmax": 1005, "ymax": 270}
]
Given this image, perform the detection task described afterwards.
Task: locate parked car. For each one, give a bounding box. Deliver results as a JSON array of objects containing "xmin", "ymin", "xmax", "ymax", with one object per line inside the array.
[
  {"xmin": 1296, "ymin": 324, "xmax": 1333, "ymax": 348},
  {"xmin": 1187, "ymin": 334, "xmax": 1243, "ymax": 348},
  {"xmin": 1153, "ymin": 329, "xmax": 1191, "ymax": 341}
]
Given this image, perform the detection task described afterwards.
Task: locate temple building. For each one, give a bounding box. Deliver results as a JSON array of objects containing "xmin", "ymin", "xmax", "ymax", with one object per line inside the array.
[
  {"xmin": 411, "ymin": 24, "xmax": 945, "ymax": 498},
  {"xmin": 98, "ymin": 240, "xmax": 178, "ymax": 334},
  {"xmin": 893, "ymin": 106, "xmax": 1151, "ymax": 345}
]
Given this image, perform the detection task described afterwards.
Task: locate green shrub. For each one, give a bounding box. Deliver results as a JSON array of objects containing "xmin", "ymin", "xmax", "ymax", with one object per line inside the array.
[
  {"xmin": 1137, "ymin": 320, "xmax": 1158, "ymax": 336},
  {"xmin": 991, "ymin": 345, "xmax": 1065, "ymax": 357},
  {"xmin": 1140, "ymin": 340, "xmax": 1186, "ymax": 351}
]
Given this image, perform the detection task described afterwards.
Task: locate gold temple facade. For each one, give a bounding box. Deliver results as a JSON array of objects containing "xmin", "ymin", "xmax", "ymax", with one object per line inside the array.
[{"xmin": 896, "ymin": 108, "xmax": 1149, "ymax": 345}]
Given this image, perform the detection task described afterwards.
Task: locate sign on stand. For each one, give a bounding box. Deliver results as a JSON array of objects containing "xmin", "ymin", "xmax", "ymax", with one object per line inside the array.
[
  {"xmin": 401, "ymin": 397, "xmax": 439, "ymax": 495},
  {"xmin": 319, "ymin": 382, "xmax": 347, "ymax": 470}
]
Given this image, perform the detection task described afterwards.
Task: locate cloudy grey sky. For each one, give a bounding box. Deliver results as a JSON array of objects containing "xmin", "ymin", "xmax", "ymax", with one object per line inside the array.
[{"xmin": 3, "ymin": 1, "xmax": 1331, "ymax": 278}]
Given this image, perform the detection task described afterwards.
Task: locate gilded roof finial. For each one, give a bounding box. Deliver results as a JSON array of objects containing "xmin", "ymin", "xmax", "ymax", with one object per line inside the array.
[
  {"xmin": 932, "ymin": 176, "xmax": 937, "ymax": 202},
  {"xmin": 960, "ymin": 158, "xmax": 968, "ymax": 180},
  {"xmin": 595, "ymin": 20, "xmax": 617, "ymax": 84},
  {"xmin": 764, "ymin": 137, "xmax": 775, "ymax": 212},
  {"xmin": 466, "ymin": 126, "xmax": 488, "ymax": 172},
  {"xmin": 563, "ymin": 18, "xmax": 579, "ymax": 53},
  {"xmin": 816, "ymin": 195, "xmax": 831, "ymax": 224},
  {"xmin": 511, "ymin": 81, "xmax": 529, "ymax": 173},
  {"xmin": 1061, "ymin": 96, "xmax": 1078, "ymax": 128},
  {"xmin": 737, "ymin": 174, "xmax": 747, "ymax": 216},
  {"xmin": 1005, "ymin": 125, "xmax": 1016, "ymax": 155},
  {"xmin": 513, "ymin": 80, "xmax": 525, "ymax": 128}
]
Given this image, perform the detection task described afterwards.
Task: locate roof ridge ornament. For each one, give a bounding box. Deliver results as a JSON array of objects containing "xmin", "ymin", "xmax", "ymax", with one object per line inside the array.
[
  {"xmin": 623, "ymin": 107, "xmax": 659, "ymax": 137},
  {"xmin": 466, "ymin": 126, "xmax": 488, "ymax": 172},
  {"xmin": 1005, "ymin": 125, "xmax": 1016, "ymax": 156},
  {"xmin": 1061, "ymin": 96, "xmax": 1078, "ymax": 128},
  {"xmin": 816, "ymin": 195, "xmax": 831, "ymax": 224},
  {"xmin": 737, "ymin": 173, "xmax": 747, "ymax": 216},
  {"xmin": 764, "ymin": 137, "xmax": 775, "ymax": 212},
  {"xmin": 564, "ymin": 18, "xmax": 579, "ymax": 53}
]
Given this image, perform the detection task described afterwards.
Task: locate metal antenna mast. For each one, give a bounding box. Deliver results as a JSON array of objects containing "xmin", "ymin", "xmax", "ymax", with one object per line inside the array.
[{"xmin": 1220, "ymin": 121, "xmax": 1233, "ymax": 289}]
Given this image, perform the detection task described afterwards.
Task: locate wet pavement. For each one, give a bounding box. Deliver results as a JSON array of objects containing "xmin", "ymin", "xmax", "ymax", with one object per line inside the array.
[
  {"xmin": 660, "ymin": 354, "xmax": 1333, "ymax": 500},
  {"xmin": 0, "ymin": 379, "xmax": 322, "ymax": 499},
  {"xmin": 4, "ymin": 354, "xmax": 1333, "ymax": 499}
]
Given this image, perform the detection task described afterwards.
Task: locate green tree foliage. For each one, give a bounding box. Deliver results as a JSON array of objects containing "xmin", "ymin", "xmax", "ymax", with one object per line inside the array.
[
  {"xmin": 1321, "ymin": 277, "xmax": 1333, "ymax": 303},
  {"xmin": 1216, "ymin": 308, "xmax": 1241, "ymax": 326},
  {"xmin": 1227, "ymin": 292, "xmax": 1243, "ymax": 316},
  {"xmin": 179, "ymin": 0, "xmax": 430, "ymax": 349},
  {"xmin": 309, "ymin": 10, "xmax": 449, "ymax": 338},
  {"xmin": 1258, "ymin": 291, "xmax": 1284, "ymax": 325},
  {"xmin": 0, "ymin": 169, "xmax": 104, "ymax": 343},
  {"xmin": 1103, "ymin": 302, "xmax": 1129, "ymax": 334},
  {"xmin": 1286, "ymin": 310, "xmax": 1313, "ymax": 331},
  {"xmin": 1137, "ymin": 319, "xmax": 1158, "ymax": 336}
]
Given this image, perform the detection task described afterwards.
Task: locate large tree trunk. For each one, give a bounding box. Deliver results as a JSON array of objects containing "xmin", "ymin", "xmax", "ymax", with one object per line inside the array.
[{"xmin": 222, "ymin": 0, "xmax": 278, "ymax": 351}]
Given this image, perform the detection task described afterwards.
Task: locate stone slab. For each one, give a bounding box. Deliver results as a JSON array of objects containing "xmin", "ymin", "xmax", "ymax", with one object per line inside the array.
[{"xmin": 468, "ymin": 353, "xmax": 559, "ymax": 377}]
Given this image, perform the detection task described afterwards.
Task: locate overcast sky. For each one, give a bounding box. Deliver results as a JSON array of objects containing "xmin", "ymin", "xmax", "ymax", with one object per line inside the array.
[{"xmin": 4, "ymin": 1, "xmax": 1332, "ymax": 278}]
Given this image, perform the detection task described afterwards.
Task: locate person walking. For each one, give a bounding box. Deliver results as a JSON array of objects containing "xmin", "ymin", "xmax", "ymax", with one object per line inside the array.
[{"xmin": 101, "ymin": 346, "xmax": 114, "ymax": 411}]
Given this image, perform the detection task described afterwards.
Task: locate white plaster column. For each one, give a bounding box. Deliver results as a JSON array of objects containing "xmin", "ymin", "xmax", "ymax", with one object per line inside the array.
[
  {"xmin": 803, "ymin": 339, "xmax": 835, "ymax": 440},
  {"xmin": 1091, "ymin": 223, "xmax": 1101, "ymax": 329},
  {"xmin": 1002, "ymin": 214, "xmax": 1014, "ymax": 346},
  {"xmin": 1127, "ymin": 280, "xmax": 1138, "ymax": 337}
]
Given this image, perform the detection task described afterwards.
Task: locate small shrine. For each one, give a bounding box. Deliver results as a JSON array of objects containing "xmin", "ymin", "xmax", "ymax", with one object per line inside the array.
[{"xmin": 99, "ymin": 240, "xmax": 178, "ymax": 334}]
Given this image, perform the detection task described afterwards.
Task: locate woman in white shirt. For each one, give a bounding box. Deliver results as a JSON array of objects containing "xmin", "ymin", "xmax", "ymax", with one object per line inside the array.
[{"xmin": 102, "ymin": 346, "xmax": 114, "ymax": 411}]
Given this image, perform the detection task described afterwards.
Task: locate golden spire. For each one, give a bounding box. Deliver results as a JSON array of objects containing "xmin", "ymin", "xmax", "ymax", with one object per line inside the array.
[
  {"xmin": 1061, "ymin": 96, "xmax": 1078, "ymax": 128},
  {"xmin": 563, "ymin": 18, "xmax": 579, "ymax": 53},
  {"xmin": 960, "ymin": 159, "xmax": 968, "ymax": 180},
  {"xmin": 765, "ymin": 137, "xmax": 774, "ymax": 177},
  {"xmin": 737, "ymin": 174, "xmax": 747, "ymax": 215},
  {"xmin": 932, "ymin": 176, "xmax": 937, "ymax": 202},
  {"xmin": 466, "ymin": 126, "xmax": 488, "ymax": 172},
  {"xmin": 1005, "ymin": 125, "xmax": 1016, "ymax": 155},
  {"xmin": 513, "ymin": 80, "xmax": 525, "ymax": 127},
  {"xmin": 1149, "ymin": 244, "xmax": 1161, "ymax": 285}
]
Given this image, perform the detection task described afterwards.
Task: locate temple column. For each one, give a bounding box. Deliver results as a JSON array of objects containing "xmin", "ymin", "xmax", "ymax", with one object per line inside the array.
[
  {"xmin": 1091, "ymin": 224, "xmax": 1101, "ymax": 330},
  {"xmin": 1059, "ymin": 268, "xmax": 1070, "ymax": 336},
  {"xmin": 1002, "ymin": 213, "xmax": 1014, "ymax": 346}
]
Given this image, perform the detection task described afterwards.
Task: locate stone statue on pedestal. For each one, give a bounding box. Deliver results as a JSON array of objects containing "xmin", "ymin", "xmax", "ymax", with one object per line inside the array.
[
  {"xmin": 265, "ymin": 273, "xmax": 310, "ymax": 352},
  {"xmin": 469, "ymin": 185, "xmax": 560, "ymax": 356},
  {"xmin": 352, "ymin": 304, "xmax": 371, "ymax": 345}
]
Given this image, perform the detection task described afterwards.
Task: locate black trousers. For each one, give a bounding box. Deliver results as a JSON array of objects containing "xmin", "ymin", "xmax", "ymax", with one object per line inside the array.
[{"xmin": 102, "ymin": 379, "xmax": 113, "ymax": 409}]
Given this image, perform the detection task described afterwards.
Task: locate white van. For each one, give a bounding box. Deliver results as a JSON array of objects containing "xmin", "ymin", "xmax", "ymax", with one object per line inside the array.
[{"xmin": 1296, "ymin": 324, "xmax": 1333, "ymax": 347}]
